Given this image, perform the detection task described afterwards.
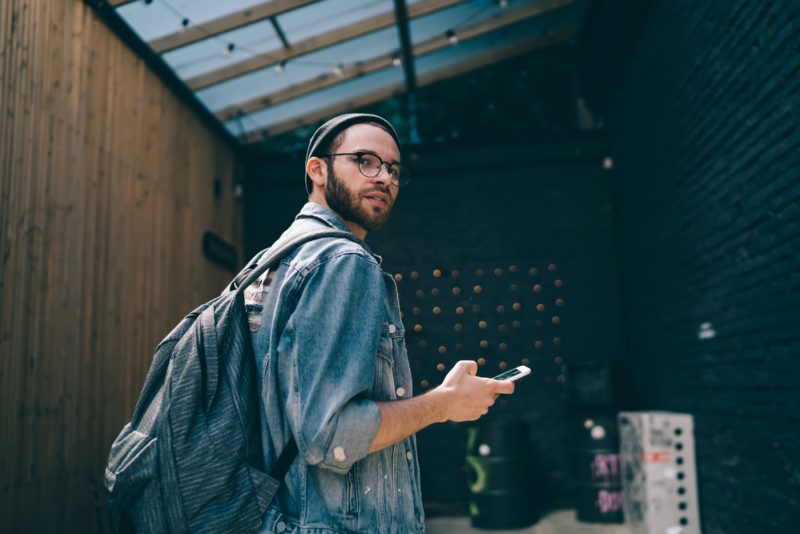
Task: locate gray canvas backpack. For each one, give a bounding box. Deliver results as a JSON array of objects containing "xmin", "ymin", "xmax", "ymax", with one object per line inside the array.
[{"xmin": 104, "ymin": 228, "xmax": 352, "ymax": 533}]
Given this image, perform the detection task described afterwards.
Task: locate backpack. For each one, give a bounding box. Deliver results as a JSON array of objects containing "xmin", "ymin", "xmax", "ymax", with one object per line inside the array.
[{"xmin": 103, "ymin": 228, "xmax": 352, "ymax": 533}]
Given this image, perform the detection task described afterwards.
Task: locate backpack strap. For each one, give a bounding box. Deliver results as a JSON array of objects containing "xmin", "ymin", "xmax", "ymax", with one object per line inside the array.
[
  {"xmin": 232, "ymin": 228, "xmax": 355, "ymax": 293},
  {"xmin": 234, "ymin": 227, "xmax": 358, "ymax": 483}
]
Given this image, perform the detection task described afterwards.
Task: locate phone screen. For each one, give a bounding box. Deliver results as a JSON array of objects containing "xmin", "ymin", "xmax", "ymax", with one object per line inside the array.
[{"xmin": 493, "ymin": 366, "xmax": 530, "ymax": 381}]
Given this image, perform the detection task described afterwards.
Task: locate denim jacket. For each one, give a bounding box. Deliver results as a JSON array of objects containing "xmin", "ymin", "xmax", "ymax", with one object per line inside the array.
[{"xmin": 247, "ymin": 203, "xmax": 424, "ymax": 533}]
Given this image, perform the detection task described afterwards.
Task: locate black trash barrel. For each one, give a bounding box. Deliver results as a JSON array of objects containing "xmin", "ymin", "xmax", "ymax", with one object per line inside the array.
[
  {"xmin": 570, "ymin": 412, "xmax": 624, "ymax": 523},
  {"xmin": 567, "ymin": 362, "xmax": 625, "ymax": 524},
  {"xmin": 466, "ymin": 418, "xmax": 538, "ymax": 529}
]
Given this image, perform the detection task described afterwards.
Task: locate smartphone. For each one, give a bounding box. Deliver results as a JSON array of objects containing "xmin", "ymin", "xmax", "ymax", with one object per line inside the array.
[{"xmin": 492, "ymin": 365, "xmax": 531, "ymax": 382}]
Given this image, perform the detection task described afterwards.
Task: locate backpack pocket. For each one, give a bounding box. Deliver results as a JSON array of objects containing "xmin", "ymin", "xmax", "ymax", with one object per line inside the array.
[{"xmin": 104, "ymin": 424, "xmax": 164, "ymax": 532}]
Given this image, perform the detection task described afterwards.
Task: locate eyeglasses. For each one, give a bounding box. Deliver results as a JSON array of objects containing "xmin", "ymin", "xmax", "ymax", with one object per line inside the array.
[{"xmin": 322, "ymin": 152, "xmax": 410, "ymax": 187}]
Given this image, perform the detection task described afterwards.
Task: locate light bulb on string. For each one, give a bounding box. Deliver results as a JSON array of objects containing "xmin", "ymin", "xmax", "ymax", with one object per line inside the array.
[
  {"xmin": 274, "ymin": 60, "xmax": 287, "ymax": 75},
  {"xmin": 223, "ymin": 43, "xmax": 235, "ymax": 58},
  {"xmin": 179, "ymin": 17, "xmax": 190, "ymax": 34},
  {"xmin": 446, "ymin": 30, "xmax": 459, "ymax": 45},
  {"xmin": 392, "ymin": 53, "xmax": 402, "ymax": 67},
  {"xmin": 333, "ymin": 63, "xmax": 344, "ymax": 77}
]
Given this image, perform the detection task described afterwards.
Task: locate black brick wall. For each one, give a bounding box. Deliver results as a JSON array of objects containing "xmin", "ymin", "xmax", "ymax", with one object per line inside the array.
[
  {"xmin": 595, "ymin": 0, "xmax": 800, "ymax": 531},
  {"xmin": 244, "ymin": 134, "xmax": 625, "ymax": 507}
]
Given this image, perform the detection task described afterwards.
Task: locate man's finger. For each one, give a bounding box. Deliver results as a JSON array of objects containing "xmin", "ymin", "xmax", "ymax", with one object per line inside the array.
[
  {"xmin": 458, "ymin": 360, "xmax": 478, "ymax": 376},
  {"xmin": 492, "ymin": 380, "xmax": 515, "ymax": 394}
]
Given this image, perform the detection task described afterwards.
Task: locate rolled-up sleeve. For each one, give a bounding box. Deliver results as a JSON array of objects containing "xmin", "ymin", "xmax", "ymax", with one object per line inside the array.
[{"xmin": 279, "ymin": 250, "xmax": 384, "ymax": 474}]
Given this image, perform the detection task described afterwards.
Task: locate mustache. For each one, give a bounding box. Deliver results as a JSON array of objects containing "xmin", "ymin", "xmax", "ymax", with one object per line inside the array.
[{"xmin": 363, "ymin": 185, "xmax": 393, "ymax": 199}]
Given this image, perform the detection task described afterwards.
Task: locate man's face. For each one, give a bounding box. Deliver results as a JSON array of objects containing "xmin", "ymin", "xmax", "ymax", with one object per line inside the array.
[{"xmin": 323, "ymin": 123, "xmax": 400, "ymax": 233}]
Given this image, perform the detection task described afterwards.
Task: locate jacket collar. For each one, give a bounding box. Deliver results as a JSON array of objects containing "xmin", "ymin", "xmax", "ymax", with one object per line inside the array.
[{"xmin": 295, "ymin": 202, "xmax": 383, "ymax": 265}]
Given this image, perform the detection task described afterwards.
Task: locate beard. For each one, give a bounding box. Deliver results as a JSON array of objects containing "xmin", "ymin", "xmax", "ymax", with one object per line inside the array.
[{"xmin": 324, "ymin": 166, "xmax": 394, "ymax": 232}]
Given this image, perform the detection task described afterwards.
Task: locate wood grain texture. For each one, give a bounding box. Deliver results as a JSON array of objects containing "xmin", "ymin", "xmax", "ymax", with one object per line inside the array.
[{"xmin": 0, "ymin": 1, "xmax": 241, "ymax": 531}]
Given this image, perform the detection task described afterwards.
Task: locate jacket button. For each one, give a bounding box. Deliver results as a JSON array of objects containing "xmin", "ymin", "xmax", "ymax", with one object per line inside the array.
[
  {"xmin": 276, "ymin": 521, "xmax": 287, "ymax": 533},
  {"xmin": 406, "ymin": 451, "xmax": 413, "ymax": 461},
  {"xmin": 396, "ymin": 387, "xmax": 405, "ymax": 397},
  {"xmin": 388, "ymin": 324, "xmax": 397, "ymax": 333}
]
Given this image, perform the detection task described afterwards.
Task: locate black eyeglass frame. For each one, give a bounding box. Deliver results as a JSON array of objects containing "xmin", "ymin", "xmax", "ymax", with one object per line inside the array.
[{"xmin": 320, "ymin": 151, "xmax": 410, "ymax": 187}]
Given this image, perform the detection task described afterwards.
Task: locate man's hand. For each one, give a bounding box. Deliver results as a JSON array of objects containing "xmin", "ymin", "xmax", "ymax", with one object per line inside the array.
[
  {"xmin": 368, "ymin": 360, "xmax": 516, "ymax": 453},
  {"xmin": 432, "ymin": 360, "xmax": 515, "ymax": 422}
]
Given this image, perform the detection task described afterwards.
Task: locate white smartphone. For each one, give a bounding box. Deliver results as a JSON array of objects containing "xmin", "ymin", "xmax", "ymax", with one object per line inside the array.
[{"xmin": 492, "ymin": 365, "xmax": 531, "ymax": 382}]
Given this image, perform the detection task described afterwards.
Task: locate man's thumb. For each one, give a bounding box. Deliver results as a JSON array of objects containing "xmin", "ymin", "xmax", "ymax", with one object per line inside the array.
[{"xmin": 456, "ymin": 360, "xmax": 478, "ymax": 376}]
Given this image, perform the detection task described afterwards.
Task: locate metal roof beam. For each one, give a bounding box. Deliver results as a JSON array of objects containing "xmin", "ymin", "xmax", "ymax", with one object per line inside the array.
[
  {"xmin": 148, "ymin": 0, "xmax": 319, "ymax": 54},
  {"xmin": 270, "ymin": 17, "xmax": 291, "ymax": 50},
  {"xmin": 186, "ymin": 0, "xmax": 466, "ymax": 90},
  {"xmin": 393, "ymin": 0, "xmax": 420, "ymax": 143},
  {"xmin": 217, "ymin": 0, "xmax": 574, "ymax": 121},
  {"xmin": 243, "ymin": 26, "xmax": 577, "ymax": 141}
]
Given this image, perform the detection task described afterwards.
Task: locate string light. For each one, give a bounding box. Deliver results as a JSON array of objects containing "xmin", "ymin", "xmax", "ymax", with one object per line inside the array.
[
  {"xmin": 274, "ymin": 59, "xmax": 287, "ymax": 75},
  {"xmin": 223, "ymin": 42, "xmax": 235, "ymax": 58},
  {"xmin": 445, "ymin": 29, "xmax": 459, "ymax": 45},
  {"xmin": 391, "ymin": 53, "xmax": 402, "ymax": 67},
  {"xmin": 333, "ymin": 63, "xmax": 344, "ymax": 77}
]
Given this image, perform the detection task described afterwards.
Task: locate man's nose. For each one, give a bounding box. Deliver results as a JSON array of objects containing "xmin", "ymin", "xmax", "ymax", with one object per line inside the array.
[{"xmin": 371, "ymin": 164, "xmax": 392, "ymax": 184}]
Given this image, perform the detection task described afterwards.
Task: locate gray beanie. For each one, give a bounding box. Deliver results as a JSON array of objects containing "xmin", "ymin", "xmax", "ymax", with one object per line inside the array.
[{"xmin": 304, "ymin": 113, "xmax": 400, "ymax": 193}]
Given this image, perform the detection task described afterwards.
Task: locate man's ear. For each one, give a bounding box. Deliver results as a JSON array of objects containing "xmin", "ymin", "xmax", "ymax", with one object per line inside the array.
[{"xmin": 306, "ymin": 157, "xmax": 328, "ymax": 187}]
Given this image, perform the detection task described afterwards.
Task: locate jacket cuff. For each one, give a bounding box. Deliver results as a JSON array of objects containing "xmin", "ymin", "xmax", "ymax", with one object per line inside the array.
[{"xmin": 319, "ymin": 399, "xmax": 381, "ymax": 474}]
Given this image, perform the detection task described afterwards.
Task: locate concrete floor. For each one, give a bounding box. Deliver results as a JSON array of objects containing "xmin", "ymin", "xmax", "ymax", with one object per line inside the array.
[{"xmin": 426, "ymin": 510, "xmax": 631, "ymax": 534}]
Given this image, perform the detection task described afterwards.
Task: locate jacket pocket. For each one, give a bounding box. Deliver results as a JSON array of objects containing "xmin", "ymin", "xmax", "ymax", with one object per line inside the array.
[
  {"xmin": 344, "ymin": 463, "xmax": 358, "ymax": 515},
  {"xmin": 374, "ymin": 326, "xmax": 396, "ymax": 400}
]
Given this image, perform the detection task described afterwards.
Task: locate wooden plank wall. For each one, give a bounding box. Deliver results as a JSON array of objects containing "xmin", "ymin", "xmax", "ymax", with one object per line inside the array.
[{"xmin": 0, "ymin": 1, "xmax": 242, "ymax": 531}]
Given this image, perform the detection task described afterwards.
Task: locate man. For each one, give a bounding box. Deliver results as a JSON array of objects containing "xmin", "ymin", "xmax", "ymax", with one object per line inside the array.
[{"xmin": 247, "ymin": 114, "xmax": 514, "ymax": 533}]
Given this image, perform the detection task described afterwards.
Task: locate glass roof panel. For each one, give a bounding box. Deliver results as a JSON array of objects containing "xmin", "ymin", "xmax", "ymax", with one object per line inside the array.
[
  {"xmin": 414, "ymin": 15, "xmax": 571, "ymax": 77},
  {"xmin": 197, "ymin": 26, "xmax": 401, "ymax": 112},
  {"xmin": 227, "ymin": 67, "xmax": 404, "ymax": 135},
  {"xmin": 409, "ymin": 0, "xmax": 541, "ymax": 43},
  {"xmin": 230, "ymin": 6, "xmax": 583, "ymax": 137},
  {"xmin": 277, "ymin": 0, "xmax": 395, "ymax": 43},
  {"xmin": 162, "ymin": 19, "xmax": 281, "ymax": 80},
  {"xmin": 118, "ymin": 0, "xmax": 268, "ymax": 42}
]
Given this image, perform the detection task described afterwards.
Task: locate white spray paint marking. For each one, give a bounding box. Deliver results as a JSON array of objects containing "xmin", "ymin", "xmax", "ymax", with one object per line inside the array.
[{"xmin": 333, "ymin": 446, "xmax": 346, "ymax": 462}]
